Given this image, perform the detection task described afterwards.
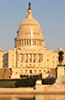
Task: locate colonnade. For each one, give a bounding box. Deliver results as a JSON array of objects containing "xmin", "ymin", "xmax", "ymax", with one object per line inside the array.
[
  {"xmin": 15, "ymin": 39, "xmax": 44, "ymax": 47},
  {"xmin": 18, "ymin": 53, "xmax": 43, "ymax": 63}
]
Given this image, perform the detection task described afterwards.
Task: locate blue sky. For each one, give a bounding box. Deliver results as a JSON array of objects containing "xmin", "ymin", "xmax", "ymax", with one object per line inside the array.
[{"xmin": 0, "ymin": 0, "xmax": 65, "ymax": 51}]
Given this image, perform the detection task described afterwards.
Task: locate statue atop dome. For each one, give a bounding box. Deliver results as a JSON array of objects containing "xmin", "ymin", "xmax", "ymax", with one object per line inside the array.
[{"xmin": 28, "ymin": 2, "xmax": 31, "ymax": 10}]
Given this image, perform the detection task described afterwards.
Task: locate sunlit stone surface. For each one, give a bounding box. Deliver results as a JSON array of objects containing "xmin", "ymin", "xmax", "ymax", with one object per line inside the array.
[
  {"xmin": 55, "ymin": 65, "xmax": 65, "ymax": 84},
  {"xmin": 0, "ymin": 95, "xmax": 65, "ymax": 100},
  {"xmin": 0, "ymin": 3, "xmax": 65, "ymax": 79}
]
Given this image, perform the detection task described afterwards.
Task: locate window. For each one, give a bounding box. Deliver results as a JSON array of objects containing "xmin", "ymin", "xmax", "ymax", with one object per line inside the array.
[
  {"xmin": 47, "ymin": 59, "xmax": 49, "ymax": 62},
  {"xmin": 12, "ymin": 59, "xmax": 13, "ymax": 62},
  {"xmin": 34, "ymin": 70, "xmax": 37, "ymax": 74},
  {"xmin": 39, "ymin": 70, "xmax": 41, "ymax": 73},
  {"xmin": 9, "ymin": 76, "xmax": 11, "ymax": 78},
  {"xmin": 30, "ymin": 70, "xmax": 32, "ymax": 74},
  {"xmin": 33, "ymin": 64, "xmax": 35, "ymax": 67},
  {"xmin": 25, "ymin": 70, "xmax": 27, "ymax": 74},
  {"xmin": 53, "ymin": 61, "xmax": 54, "ymax": 63},
  {"xmin": 15, "ymin": 72, "xmax": 18, "ymax": 74},
  {"xmin": 47, "ymin": 55, "xmax": 49, "ymax": 57},
  {"xmin": 53, "ymin": 56, "xmax": 54, "ymax": 58}
]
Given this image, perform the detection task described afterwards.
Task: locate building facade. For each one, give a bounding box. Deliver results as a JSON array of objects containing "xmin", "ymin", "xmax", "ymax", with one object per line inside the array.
[{"xmin": 0, "ymin": 3, "xmax": 65, "ymax": 79}]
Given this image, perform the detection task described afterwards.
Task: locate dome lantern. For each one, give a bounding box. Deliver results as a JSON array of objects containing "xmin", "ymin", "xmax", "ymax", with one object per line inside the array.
[{"xmin": 27, "ymin": 2, "xmax": 32, "ymax": 18}]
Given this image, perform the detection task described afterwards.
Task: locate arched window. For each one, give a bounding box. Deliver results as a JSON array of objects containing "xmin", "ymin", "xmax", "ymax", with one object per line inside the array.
[
  {"xmin": 30, "ymin": 70, "xmax": 32, "ymax": 74},
  {"xmin": 25, "ymin": 70, "xmax": 27, "ymax": 74},
  {"xmin": 34, "ymin": 70, "xmax": 37, "ymax": 74}
]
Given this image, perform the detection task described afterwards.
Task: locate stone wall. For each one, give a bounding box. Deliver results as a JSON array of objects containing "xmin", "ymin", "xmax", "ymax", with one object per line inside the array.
[
  {"xmin": 50, "ymin": 68, "xmax": 56, "ymax": 78},
  {"xmin": 0, "ymin": 67, "xmax": 57, "ymax": 79},
  {"xmin": 0, "ymin": 68, "xmax": 12, "ymax": 79}
]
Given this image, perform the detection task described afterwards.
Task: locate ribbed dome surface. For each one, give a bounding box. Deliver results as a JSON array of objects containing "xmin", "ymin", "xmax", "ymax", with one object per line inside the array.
[
  {"xmin": 19, "ymin": 7, "xmax": 41, "ymax": 29},
  {"xmin": 20, "ymin": 15, "xmax": 40, "ymax": 29}
]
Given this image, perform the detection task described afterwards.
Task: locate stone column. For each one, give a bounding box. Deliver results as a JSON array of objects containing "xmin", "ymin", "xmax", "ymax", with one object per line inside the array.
[
  {"xmin": 21, "ymin": 40, "xmax": 22, "ymax": 46},
  {"xmin": 22, "ymin": 39, "xmax": 23, "ymax": 45},
  {"xmin": 23, "ymin": 39, "xmax": 24, "ymax": 46},
  {"xmin": 32, "ymin": 54, "xmax": 33, "ymax": 63},
  {"xmin": 26, "ymin": 39, "xmax": 28, "ymax": 45},
  {"xmin": 38, "ymin": 39, "xmax": 39, "ymax": 46},
  {"xmin": 36, "ymin": 39, "xmax": 37, "ymax": 46},
  {"xmin": 28, "ymin": 39, "xmax": 29, "ymax": 45},
  {"xmin": 36, "ymin": 54, "xmax": 37, "ymax": 62},
  {"xmin": 23, "ymin": 54, "xmax": 25, "ymax": 62},
  {"xmin": 28, "ymin": 54, "xmax": 30, "ymax": 63},
  {"xmin": 26, "ymin": 39, "xmax": 27, "ymax": 45},
  {"xmin": 41, "ymin": 40, "xmax": 43, "ymax": 46},
  {"xmin": 38, "ymin": 54, "xmax": 40, "ymax": 62}
]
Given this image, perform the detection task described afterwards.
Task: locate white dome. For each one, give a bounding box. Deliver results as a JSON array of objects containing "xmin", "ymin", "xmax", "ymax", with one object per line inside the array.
[
  {"xmin": 15, "ymin": 3, "xmax": 45, "ymax": 49},
  {"xmin": 19, "ymin": 8, "xmax": 41, "ymax": 29}
]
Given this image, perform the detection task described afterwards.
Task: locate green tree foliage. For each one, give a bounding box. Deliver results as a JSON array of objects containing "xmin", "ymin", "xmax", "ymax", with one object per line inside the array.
[{"xmin": 15, "ymin": 75, "xmax": 55, "ymax": 87}]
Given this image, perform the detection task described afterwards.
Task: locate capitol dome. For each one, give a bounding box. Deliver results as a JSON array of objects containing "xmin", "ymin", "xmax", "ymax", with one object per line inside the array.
[
  {"xmin": 19, "ymin": 3, "xmax": 41, "ymax": 30},
  {"xmin": 15, "ymin": 3, "xmax": 45, "ymax": 49}
]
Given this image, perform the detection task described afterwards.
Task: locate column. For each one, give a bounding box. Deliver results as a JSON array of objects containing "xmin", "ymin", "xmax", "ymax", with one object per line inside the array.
[
  {"xmin": 21, "ymin": 54, "xmax": 23, "ymax": 62},
  {"xmin": 27, "ymin": 39, "xmax": 28, "ymax": 45},
  {"xmin": 24, "ymin": 54, "xmax": 26, "ymax": 62},
  {"xmin": 36, "ymin": 39, "xmax": 37, "ymax": 46},
  {"xmin": 22, "ymin": 39, "xmax": 23, "ymax": 46},
  {"xmin": 23, "ymin": 39, "xmax": 24, "ymax": 46},
  {"xmin": 19, "ymin": 40, "xmax": 20, "ymax": 46},
  {"xmin": 25, "ymin": 39, "xmax": 26, "ymax": 46},
  {"xmin": 28, "ymin": 54, "xmax": 30, "ymax": 63},
  {"xmin": 37, "ymin": 39, "xmax": 38, "ymax": 46},
  {"xmin": 37, "ymin": 40, "xmax": 39, "ymax": 46},
  {"xmin": 21, "ymin": 40, "xmax": 22, "ymax": 46},
  {"xmin": 42, "ymin": 54, "xmax": 43, "ymax": 61},
  {"xmin": 23, "ymin": 54, "xmax": 25, "ymax": 62},
  {"xmin": 30, "ymin": 39, "xmax": 31, "ymax": 46},
  {"xmin": 26, "ymin": 39, "xmax": 27, "ymax": 45},
  {"xmin": 26, "ymin": 53, "xmax": 28, "ymax": 62},
  {"xmin": 32, "ymin": 54, "xmax": 33, "ymax": 63},
  {"xmin": 35, "ymin": 39, "xmax": 36, "ymax": 45},
  {"xmin": 42, "ymin": 40, "xmax": 43, "ymax": 46},
  {"xmin": 28, "ymin": 39, "xmax": 29, "ymax": 45},
  {"xmin": 35, "ymin": 54, "xmax": 37, "ymax": 62},
  {"xmin": 38, "ymin": 54, "xmax": 39, "ymax": 62}
]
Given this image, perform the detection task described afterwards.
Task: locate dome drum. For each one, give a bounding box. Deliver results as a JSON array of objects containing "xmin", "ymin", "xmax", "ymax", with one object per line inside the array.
[
  {"xmin": 17, "ymin": 28, "xmax": 43, "ymax": 37},
  {"xmin": 15, "ymin": 37, "xmax": 45, "ymax": 48}
]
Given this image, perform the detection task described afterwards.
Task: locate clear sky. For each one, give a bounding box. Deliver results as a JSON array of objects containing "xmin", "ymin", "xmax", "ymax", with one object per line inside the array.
[{"xmin": 0, "ymin": 0, "xmax": 65, "ymax": 51}]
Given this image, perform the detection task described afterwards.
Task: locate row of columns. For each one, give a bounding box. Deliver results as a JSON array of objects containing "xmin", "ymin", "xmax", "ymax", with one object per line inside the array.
[
  {"xmin": 18, "ymin": 53, "xmax": 43, "ymax": 63},
  {"xmin": 15, "ymin": 39, "xmax": 44, "ymax": 47}
]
